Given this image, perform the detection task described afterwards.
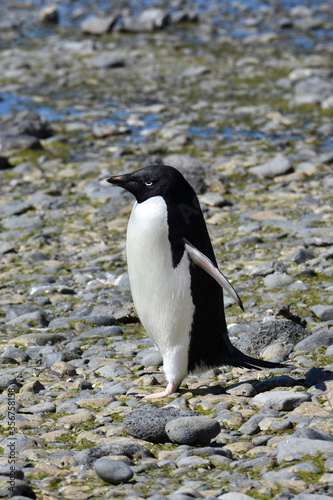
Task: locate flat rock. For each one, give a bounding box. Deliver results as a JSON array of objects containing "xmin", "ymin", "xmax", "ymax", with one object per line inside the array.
[
  {"xmin": 165, "ymin": 416, "xmax": 221, "ymax": 445},
  {"xmin": 71, "ymin": 438, "xmax": 152, "ymax": 467},
  {"xmin": 81, "ymin": 15, "xmax": 117, "ymax": 35},
  {"xmin": 94, "ymin": 457, "xmax": 133, "ymax": 484},
  {"xmin": 294, "ymin": 330, "xmax": 333, "ymax": 352},
  {"xmin": 249, "ymin": 154, "xmax": 293, "ymax": 178},
  {"xmin": 251, "ymin": 390, "xmax": 311, "ymax": 410},
  {"xmin": 9, "ymin": 333, "xmax": 67, "ymax": 346},
  {"xmin": 277, "ymin": 437, "xmax": 333, "ymax": 463},
  {"xmin": 310, "ymin": 305, "xmax": 333, "ymax": 321}
]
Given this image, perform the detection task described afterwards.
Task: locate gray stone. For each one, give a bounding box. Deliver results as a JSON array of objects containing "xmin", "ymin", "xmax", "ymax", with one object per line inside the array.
[
  {"xmin": 293, "ymin": 247, "xmax": 315, "ymax": 264},
  {"xmin": 141, "ymin": 351, "xmax": 163, "ymax": 367},
  {"xmin": 72, "ymin": 439, "xmax": 152, "ymax": 467},
  {"xmin": 263, "ymin": 272, "xmax": 294, "ymax": 289},
  {"xmin": 249, "ymin": 154, "xmax": 293, "ymax": 178},
  {"xmin": 0, "ymin": 373, "xmax": 19, "ymax": 388},
  {"xmin": 80, "ymin": 326, "xmax": 123, "ymax": 339},
  {"xmin": 9, "ymin": 333, "xmax": 67, "ymax": 346},
  {"xmin": 39, "ymin": 4, "xmax": 59, "ymax": 23},
  {"xmin": 1, "ymin": 433, "xmax": 44, "ymax": 454},
  {"xmin": 305, "ymin": 367, "xmax": 333, "ymax": 386},
  {"xmin": 251, "ymin": 390, "xmax": 311, "ymax": 410},
  {"xmin": 0, "ymin": 134, "xmax": 42, "ymax": 151},
  {"xmin": 162, "ymin": 154, "xmax": 207, "ymax": 194},
  {"xmin": 0, "ymin": 464, "xmax": 24, "ymax": 479},
  {"xmin": 294, "ymin": 76, "xmax": 333, "ymax": 105},
  {"xmin": 294, "ymin": 330, "xmax": 333, "ymax": 352},
  {"xmin": 292, "ymin": 494, "xmax": 333, "ymax": 500},
  {"xmin": 165, "ymin": 416, "xmax": 220, "ymax": 445},
  {"xmin": 100, "ymin": 382, "xmax": 129, "ymax": 396},
  {"xmin": 123, "ymin": 405, "xmax": 197, "ymax": 443},
  {"xmin": 277, "ymin": 437, "xmax": 333, "ymax": 463},
  {"xmin": 88, "ymin": 53, "xmax": 125, "ymax": 69},
  {"xmin": 325, "ymin": 457, "xmax": 333, "ymax": 471},
  {"xmin": 218, "ymin": 493, "xmax": 256, "ymax": 500},
  {"xmin": 81, "ymin": 15, "xmax": 117, "ymax": 35},
  {"xmin": 19, "ymin": 402, "xmax": 56, "ymax": 414},
  {"xmin": 310, "ymin": 305, "xmax": 333, "ymax": 321},
  {"xmin": 293, "ymin": 427, "xmax": 333, "ymax": 442},
  {"xmin": 0, "ymin": 241, "xmax": 16, "ymax": 254},
  {"xmin": 122, "ymin": 8, "xmax": 170, "ymax": 32},
  {"xmin": 94, "ymin": 457, "xmax": 133, "ymax": 484},
  {"xmin": 236, "ymin": 319, "xmax": 309, "ymax": 357},
  {"xmin": 1, "ymin": 347, "xmax": 29, "ymax": 362},
  {"xmin": 6, "ymin": 110, "xmax": 53, "ymax": 139},
  {"xmin": 0, "ymin": 478, "xmax": 36, "ymax": 499}
]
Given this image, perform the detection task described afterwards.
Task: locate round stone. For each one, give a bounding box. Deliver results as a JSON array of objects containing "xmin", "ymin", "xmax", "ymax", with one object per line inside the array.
[
  {"xmin": 165, "ymin": 416, "xmax": 221, "ymax": 445},
  {"xmin": 94, "ymin": 457, "xmax": 133, "ymax": 484}
]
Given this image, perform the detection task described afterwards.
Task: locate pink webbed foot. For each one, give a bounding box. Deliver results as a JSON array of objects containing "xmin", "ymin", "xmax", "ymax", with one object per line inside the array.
[{"xmin": 138, "ymin": 381, "xmax": 180, "ymax": 399}]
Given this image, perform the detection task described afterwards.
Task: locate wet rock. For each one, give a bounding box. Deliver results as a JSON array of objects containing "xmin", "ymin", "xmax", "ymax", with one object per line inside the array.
[
  {"xmin": 81, "ymin": 15, "xmax": 117, "ymax": 35},
  {"xmin": 94, "ymin": 457, "xmax": 133, "ymax": 484},
  {"xmin": 249, "ymin": 154, "xmax": 293, "ymax": 178},
  {"xmin": 123, "ymin": 405, "xmax": 197, "ymax": 443},
  {"xmin": 165, "ymin": 416, "xmax": 221, "ymax": 445}
]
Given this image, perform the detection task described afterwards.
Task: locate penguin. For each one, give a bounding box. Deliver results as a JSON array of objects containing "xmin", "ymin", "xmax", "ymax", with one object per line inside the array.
[{"xmin": 107, "ymin": 164, "xmax": 285, "ymax": 398}]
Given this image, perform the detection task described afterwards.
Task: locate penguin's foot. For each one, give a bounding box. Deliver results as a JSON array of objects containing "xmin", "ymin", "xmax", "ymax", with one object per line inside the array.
[{"xmin": 139, "ymin": 382, "xmax": 180, "ymax": 399}]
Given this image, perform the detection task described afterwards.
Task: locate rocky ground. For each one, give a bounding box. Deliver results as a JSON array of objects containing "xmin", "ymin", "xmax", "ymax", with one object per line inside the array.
[{"xmin": 0, "ymin": 1, "xmax": 333, "ymax": 499}]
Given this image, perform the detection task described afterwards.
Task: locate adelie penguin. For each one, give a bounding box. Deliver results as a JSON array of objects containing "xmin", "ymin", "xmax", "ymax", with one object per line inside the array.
[{"xmin": 107, "ymin": 164, "xmax": 285, "ymax": 398}]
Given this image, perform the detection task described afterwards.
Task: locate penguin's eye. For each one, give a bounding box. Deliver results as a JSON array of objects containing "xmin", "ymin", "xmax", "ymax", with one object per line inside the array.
[{"xmin": 145, "ymin": 181, "xmax": 153, "ymax": 187}]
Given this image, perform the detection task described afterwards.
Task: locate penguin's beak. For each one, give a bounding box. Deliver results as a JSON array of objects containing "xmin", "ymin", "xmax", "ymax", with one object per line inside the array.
[{"xmin": 107, "ymin": 175, "xmax": 123, "ymax": 185}]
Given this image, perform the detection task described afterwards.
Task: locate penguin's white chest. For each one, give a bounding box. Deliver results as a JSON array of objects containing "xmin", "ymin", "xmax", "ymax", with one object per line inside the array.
[{"xmin": 126, "ymin": 196, "xmax": 194, "ymax": 385}]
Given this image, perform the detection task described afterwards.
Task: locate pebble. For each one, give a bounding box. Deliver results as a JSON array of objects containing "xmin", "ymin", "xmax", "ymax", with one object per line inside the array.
[
  {"xmin": 165, "ymin": 416, "xmax": 221, "ymax": 445},
  {"xmin": 0, "ymin": 1, "xmax": 333, "ymax": 498},
  {"xmin": 94, "ymin": 457, "xmax": 134, "ymax": 484}
]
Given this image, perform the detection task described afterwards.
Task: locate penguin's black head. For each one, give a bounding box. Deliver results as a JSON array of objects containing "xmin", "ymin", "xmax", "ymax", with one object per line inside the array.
[{"xmin": 107, "ymin": 164, "xmax": 195, "ymax": 204}]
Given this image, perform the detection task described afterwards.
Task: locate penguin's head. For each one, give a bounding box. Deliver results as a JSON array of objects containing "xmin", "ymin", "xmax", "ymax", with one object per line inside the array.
[{"xmin": 107, "ymin": 164, "xmax": 194, "ymax": 204}]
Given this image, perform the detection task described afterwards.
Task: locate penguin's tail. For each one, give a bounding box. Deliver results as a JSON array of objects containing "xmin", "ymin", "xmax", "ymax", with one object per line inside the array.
[{"xmin": 228, "ymin": 347, "xmax": 287, "ymax": 371}]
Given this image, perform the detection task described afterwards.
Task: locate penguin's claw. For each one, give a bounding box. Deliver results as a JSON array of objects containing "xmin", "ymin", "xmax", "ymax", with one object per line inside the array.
[{"xmin": 139, "ymin": 382, "xmax": 180, "ymax": 399}]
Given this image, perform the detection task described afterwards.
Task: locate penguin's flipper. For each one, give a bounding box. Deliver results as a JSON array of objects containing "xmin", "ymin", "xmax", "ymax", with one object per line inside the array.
[{"xmin": 184, "ymin": 238, "xmax": 244, "ymax": 311}]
